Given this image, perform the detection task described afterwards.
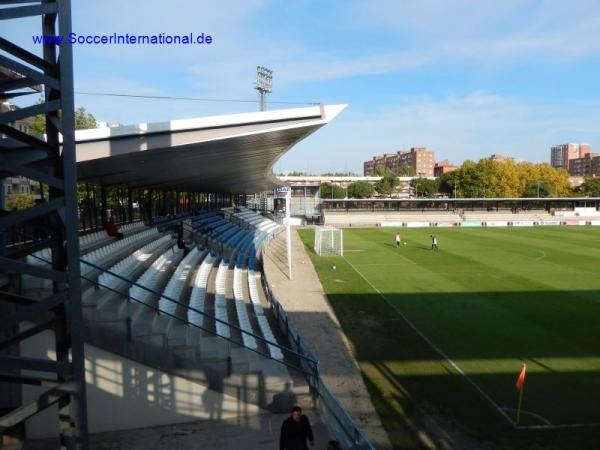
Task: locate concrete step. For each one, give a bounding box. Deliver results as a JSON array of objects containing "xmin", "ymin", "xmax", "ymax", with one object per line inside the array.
[
  {"xmin": 196, "ymin": 336, "xmax": 230, "ymax": 360},
  {"xmin": 78, "ymin": 237, "xmax": 309, "ymax": 413},
  {"xmin": 151, "ymin": 312, "xmax": 171, "ymax": 335},
  {"xmin": 224, "ymin": 265, "xmax": 241, "ymax": 343},
  {"xmin": 203, "ymin": 257, "xmax": 220, "ymax": 336},
  {"xmin": 164, "ymin": 320, "xmax": 189, "ymax": 347},
  {"xmin": 81, "ymin": 232, "xmax": 161, "ymax": 288},
  {"xmin": 229, "ymin": 346, "xmax": 259, "ymax": 373},
  {"xmin": 95, "ymin": 295, "xmax": 128, "ymax": 322},
  {"xmin": 170, "ymin": 344, "xmax": 200, "ymax": 368},
  {"xmin": 82, "ymin": 239, "xmax": 169, "ymax": 312},
  {"xmin": 136, "ymin": 331, "xmax": 166, "ymax": 351},
  {"xmin": 131, "ymin": 308, "xmax": 159, "ymax": 337}
]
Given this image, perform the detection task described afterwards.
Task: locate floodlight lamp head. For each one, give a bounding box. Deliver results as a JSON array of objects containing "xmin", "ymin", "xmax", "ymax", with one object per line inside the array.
[{"xmin": 255, "ymin": 65, "xmax": 273, "ymax": 93}]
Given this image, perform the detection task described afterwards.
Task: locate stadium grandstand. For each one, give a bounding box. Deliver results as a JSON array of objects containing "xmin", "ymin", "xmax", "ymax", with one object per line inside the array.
[
  {"xmin": 322, "ymin": 198, "xmax": 600, "ymax": 228},
  {"xmin": 5, "ymin": 4, "xmax": 600, "ymax": 450},
  {"xmin": 1, "ymin": 4, "xmax": 380, "ymax": 449}
]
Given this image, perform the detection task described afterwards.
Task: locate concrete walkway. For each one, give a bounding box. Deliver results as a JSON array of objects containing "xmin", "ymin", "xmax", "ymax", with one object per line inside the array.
[
  {"xmin": 25, "ymin": 411, "xmax": 330, "ymax": 450},
  {"xmin": 263, "ymin": 230, "xmax": 393, "ymax": 450}
]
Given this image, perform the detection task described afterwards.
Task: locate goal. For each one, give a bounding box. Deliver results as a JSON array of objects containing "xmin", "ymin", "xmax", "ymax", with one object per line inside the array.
[{"xmin": 314, "ymin": 226, "xmax": 344, "ymax": 256}]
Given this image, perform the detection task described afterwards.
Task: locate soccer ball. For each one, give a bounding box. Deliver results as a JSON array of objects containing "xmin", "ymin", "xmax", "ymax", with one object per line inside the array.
[
  {"xmin": 332, "ymin": 265, "xmax": 337, "ymax": 270},
  {"xmin": 403, "ymin": 242, "xmax": 407, "ymax": 245}
]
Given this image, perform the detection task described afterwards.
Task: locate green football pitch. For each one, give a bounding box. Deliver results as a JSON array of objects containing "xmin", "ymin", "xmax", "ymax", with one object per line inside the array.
[{"xmin": 298, "ymin": 227, "xmax": 600, "ymax": 450}]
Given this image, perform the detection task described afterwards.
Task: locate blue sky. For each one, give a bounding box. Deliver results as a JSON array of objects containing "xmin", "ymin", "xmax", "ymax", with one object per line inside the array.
[{"xmin": 5, "ymin": 0, "xmax": 600, "ymax": 173}]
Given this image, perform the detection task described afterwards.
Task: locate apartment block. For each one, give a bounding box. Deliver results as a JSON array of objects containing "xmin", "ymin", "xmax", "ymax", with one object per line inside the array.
[
  {"xmin": 488, "ymin": 154, "xmax": 515, "ymax": 162},
  {"xmin": 593, "ymin": 155, "xmax": 600, "ymax": 176},
  {"xmin": 550, "ymin": 143, "xmax": 591, "ymax": 171},
  {"xmin": 434, "ymin": 160, "xmax": 458, "ymax": 176},
  {"xmin": 569, "ymin": 152, "xmax": 600, "ymax": 177},
  {"xmin": 364, "ymin": 147, "xmax": 435, "ymax": 177}
]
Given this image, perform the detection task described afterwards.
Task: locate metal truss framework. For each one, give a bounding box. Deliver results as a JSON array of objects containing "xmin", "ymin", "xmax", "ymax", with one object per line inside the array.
[{"xmin": 0, "ymin": 1, "xmax": 88, "ymax": 448}]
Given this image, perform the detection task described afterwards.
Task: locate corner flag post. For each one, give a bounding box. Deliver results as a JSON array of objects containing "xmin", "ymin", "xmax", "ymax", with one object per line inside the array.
[{"xmin": 515, "ymin": 362, "xmax": 527, "ymax": 425}]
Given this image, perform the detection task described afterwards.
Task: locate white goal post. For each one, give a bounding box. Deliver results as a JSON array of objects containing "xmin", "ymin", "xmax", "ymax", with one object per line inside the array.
[{"xmin": 314, "ymin": 226, "xmax": 344, "ymax": 256}]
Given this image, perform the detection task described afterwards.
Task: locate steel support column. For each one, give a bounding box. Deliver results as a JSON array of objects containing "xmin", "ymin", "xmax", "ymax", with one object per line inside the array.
[
  {"xmin": 92, "ymin": 185, "xmax": 98, "ymax": 230},
  {"xmin": 127, "ymin": 187, "xmax": 133, "ymax": 223},
  {"xmin": 100, "ymin": 186, "xmax": 107, "ymax": 226},
  {"xmin": 0, "ymin": 1, "xmax": 89, "ymax": 448}
]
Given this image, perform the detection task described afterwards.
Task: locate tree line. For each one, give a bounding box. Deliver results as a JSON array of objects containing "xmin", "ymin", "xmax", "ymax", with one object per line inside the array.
[
  {"xmin": 321, "ymin": 159, "xmax": 600, "ymax": 199},
  {"xmin": 4, "ymin": 107, "xmax": 97, "ymax": 211}
]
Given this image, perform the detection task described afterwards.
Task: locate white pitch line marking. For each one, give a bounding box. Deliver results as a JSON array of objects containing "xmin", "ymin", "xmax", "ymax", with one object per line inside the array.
[
  {"xmin": 501, "ymin": 407, "xmax": 552, "ymax": 426},
  {"xmin": 343, "ymin": 255, "xmax": 517, "ymax": 428},
  {"xmin": 517, "ymin": 422, "xmax": 600, "ymax": 430}
]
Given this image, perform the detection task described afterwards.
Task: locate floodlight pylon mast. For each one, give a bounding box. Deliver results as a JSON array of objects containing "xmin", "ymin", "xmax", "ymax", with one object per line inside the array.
[{"xmin": 254, "ymin": 66, "xmax": 272, "ymax": 111}]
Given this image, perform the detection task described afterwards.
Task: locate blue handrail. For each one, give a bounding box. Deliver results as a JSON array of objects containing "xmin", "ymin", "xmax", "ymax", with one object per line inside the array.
[
  {"xmin": 80, "ymin": 257, "xmax": 317, "ymax": 368},
  {"xmin": 24, "ymin": 248, "xmax": 319, "ymax": 373},
  {"xmin": 257, "ymin": 230, "xmax": 376, "ymax": 450}
]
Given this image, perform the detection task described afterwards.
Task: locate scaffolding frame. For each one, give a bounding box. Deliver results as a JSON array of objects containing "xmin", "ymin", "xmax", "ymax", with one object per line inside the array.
[{"xmin": 0, "ymin": 1, "xmax": 89, "ymax": 448}]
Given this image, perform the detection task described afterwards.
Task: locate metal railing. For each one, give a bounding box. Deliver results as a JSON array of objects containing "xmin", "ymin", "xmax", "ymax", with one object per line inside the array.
[
  {"xmin": 23, "ymin": 246, "xmax": 318, "ymax": 378},
  {"xmin": 256, "ymin": 228, "xmax": 376, "ymax": 450},
  {"xmin": 261, "ymin": 272, "xmax": 376, "ymax": 450},
  {"xmin": 19, "ymin": 217, "xmax": 376, "ymax": 450}
]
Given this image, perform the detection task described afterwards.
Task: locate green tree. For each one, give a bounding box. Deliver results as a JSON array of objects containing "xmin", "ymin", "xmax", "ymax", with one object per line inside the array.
[
  {"xmin": 5, "ymin": 192, "xmax": 35, "ymax": 211},
  {"xmin": 410, "ymin": 177, "xmax": 440, "ymax": 198},
  {"xmin": 437, "ymin": 159, "xmax": 571, "ymax": 198},
  {"xmin": 373, "ymin": 166, "xmax": 386, "ymax": 176},
  {"xmin": 347, "ymin": 181, "xmax": 375, "ymax": 198},
  {"xmin": 374, "ymin": 172, "xmax": 400, "ymax": 197},
  {"xmin": 525, "ymin": 180, "xmax": 552, "ymax": 198},
  {"xmin": 320, "ymin": 183, "xmax": 346, "ymax": 199},
  {"xmin": 29, "ymin": 106, "xmax": 98, "ymax": 135},
  {"xmin": 321, "ymin": 171, "xmax": 360, "ymax": 176},
  {"xmin": 439, "ymin": 171, "xmax": 460, "ymax": 197},
  {"xmin": 455, "ymin": 160, "xmax": 485, "ymax": 197},
  {"xmin": 578, "ymin": 177, "xmax": 600, "ymax": 197},
  {"xmin": 396, "ymin": 164, "xmax": 416, "ymax": 177}
]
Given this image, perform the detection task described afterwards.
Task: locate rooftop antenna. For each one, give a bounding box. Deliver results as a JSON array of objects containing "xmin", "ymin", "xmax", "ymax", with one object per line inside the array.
[{"xmin": 254, "ymin": 66, "xmax": 272, "ymax": 111}]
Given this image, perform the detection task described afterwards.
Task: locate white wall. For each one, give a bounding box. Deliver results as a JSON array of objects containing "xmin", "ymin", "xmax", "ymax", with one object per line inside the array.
[{"xmin": 21, "ymin": 329, "xmax": 262, "ymax": 439}]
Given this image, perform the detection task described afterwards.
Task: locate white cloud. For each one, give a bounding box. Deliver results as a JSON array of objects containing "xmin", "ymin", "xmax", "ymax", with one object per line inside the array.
[
  {"xmin": 349, "ymin": 0, "xmax": 600, "ymax": 63},
  {"xmin": 6, "ymin": 0, "xmax": 600, "ymax": 173},
  {"xmin": 278, "ymin": 92, "xmax": 600, "ymax": 173}
]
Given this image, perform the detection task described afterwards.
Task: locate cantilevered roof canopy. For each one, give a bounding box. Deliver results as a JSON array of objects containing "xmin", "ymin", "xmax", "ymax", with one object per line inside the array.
[{"xmin": 74, "ymin": 104, "xmax": 346, "ymax": 193}]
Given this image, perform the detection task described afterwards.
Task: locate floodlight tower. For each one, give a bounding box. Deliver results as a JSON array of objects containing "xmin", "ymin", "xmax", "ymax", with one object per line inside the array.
[{"xmin": 254, "ymin": 66, "xmax": 273, "ymax": 111}]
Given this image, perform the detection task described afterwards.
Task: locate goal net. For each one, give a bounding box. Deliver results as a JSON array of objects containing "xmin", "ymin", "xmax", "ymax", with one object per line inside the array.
[{"xmin": 314, "ymin": 226, "xmax": 344, "ymax": 256}]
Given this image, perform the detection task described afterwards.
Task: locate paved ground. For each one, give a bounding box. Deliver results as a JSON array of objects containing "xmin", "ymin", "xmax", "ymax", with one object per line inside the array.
[
  {"xmin": 24, "ymin": 411, "xmax": 330, "ymax": 450},
  {"xmin": 263, "ymin": 229, "xmax": 393, "ymax": 450}
]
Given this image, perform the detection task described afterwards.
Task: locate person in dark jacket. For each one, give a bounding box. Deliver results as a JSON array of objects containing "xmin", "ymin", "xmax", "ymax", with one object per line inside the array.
[{"xmin": 280, "ymin": 406, "xmax": 314, "ymax": 450}]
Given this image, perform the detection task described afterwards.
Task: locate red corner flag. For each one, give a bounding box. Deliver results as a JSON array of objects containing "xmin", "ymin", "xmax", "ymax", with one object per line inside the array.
[{"xmin": 515, "ymin": 363, "xmax": 527, "ymax": 390}]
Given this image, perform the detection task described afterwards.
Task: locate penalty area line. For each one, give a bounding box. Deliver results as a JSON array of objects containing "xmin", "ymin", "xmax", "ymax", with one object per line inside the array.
[
  {"xmin": 343, "ymin": 255, "xmax": 517, "ymax": 428},
  {"xmin": 516, "ymin": 422, "xmax": 600, "ymax": 430}
]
